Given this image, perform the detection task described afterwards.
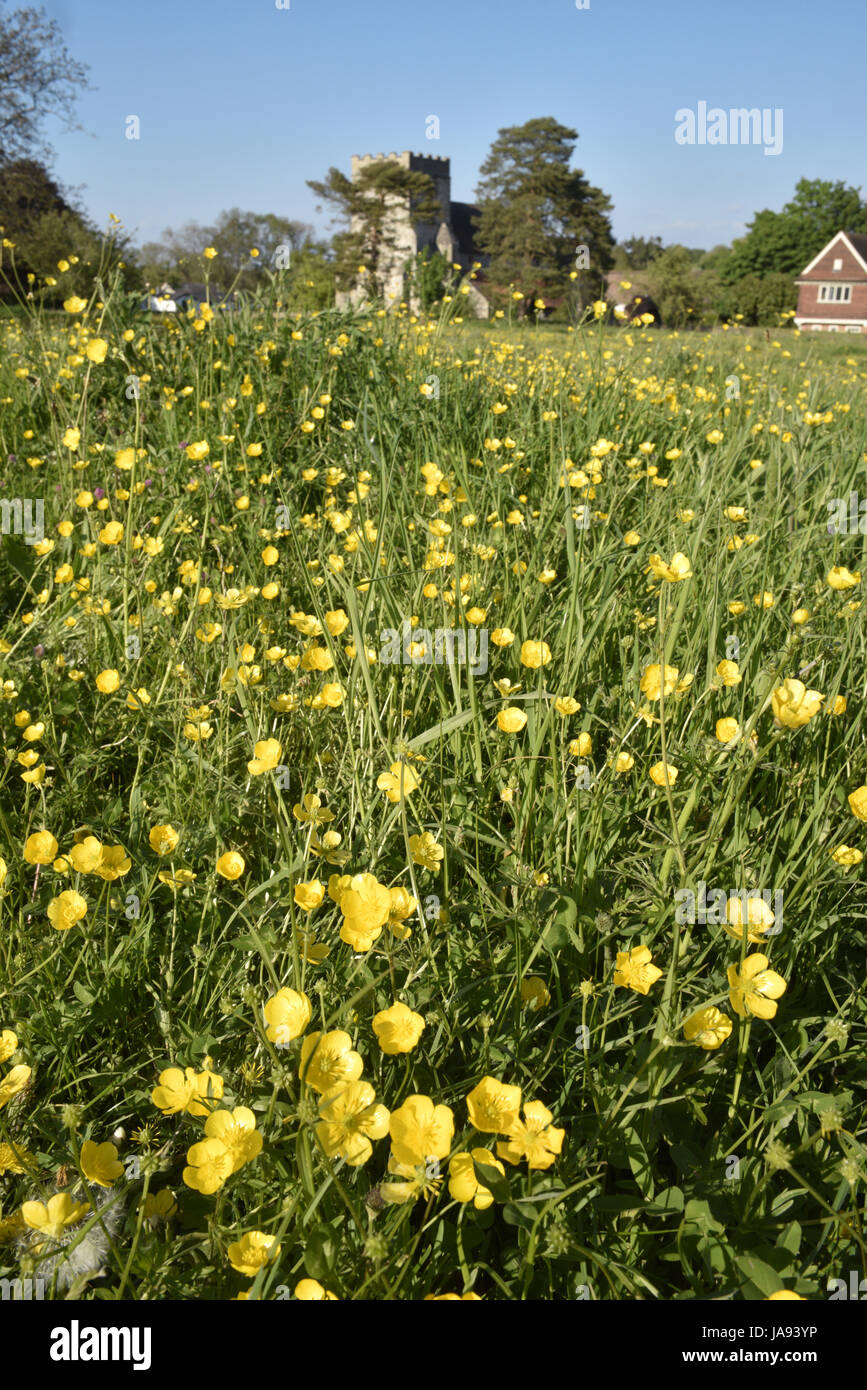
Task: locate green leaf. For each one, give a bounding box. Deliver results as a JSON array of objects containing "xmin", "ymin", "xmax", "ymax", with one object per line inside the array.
[
  {"xmin": 764, "ymin": 1096, "xmax": 797, "ymax": 1131},
  {"xmin": 609, "ymin": 1129, "xmax": 655, "ymax": 1199},
  {"xmin": 73, "ymin": 981, "xmax": 95, "ymax": 1007},
  {"xmin": 230, "ymin": 935, "xmax": 262, "ymax": 952},
  {"xmin": 2, "ymin": 533, "xmax": 36, "ymax": 583},
  {"xmin": 502, "ymin": 1201, "xmax": 535, "ymax": 1231},
  {"xmin": 647, "ymin": 1186, "xmax": 684, "ymax": 1215},
  {"xmin": 735, "ymin": 1251, "xmax": 793, "ymax": 1297},
  {"xmin": 303, "ymin": 1223, "xmax": 337, "ymax": 1282},
  {"xmin": 777, "ymin": 1221, "xmax": 802, "ymax": 1256},
  {"xmin": 592, "ymin": 1196, "xmax": 643, "ymax": 1212}
]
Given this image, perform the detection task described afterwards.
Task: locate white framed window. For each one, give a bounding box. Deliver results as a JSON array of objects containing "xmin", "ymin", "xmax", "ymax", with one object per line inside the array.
[
  {"xmin": 832, "ymin": 258, "xmax": 843, "ymax": 271},
  {"xmin": 846, "ymin": 325, "xmax": 862, "ymax": 333},
  {"xmin": 818, "ymin": 284, "xmax": 852, "ymax": 302}
]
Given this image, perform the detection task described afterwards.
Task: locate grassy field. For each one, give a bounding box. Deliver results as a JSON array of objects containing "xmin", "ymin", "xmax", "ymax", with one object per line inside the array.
[{"xmin": 0, "ymin": 276, "xmax": 865, "ymax": 1301}]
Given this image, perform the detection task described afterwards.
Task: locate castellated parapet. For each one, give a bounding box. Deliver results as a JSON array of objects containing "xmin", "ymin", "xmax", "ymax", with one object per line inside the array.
[{"xmin": 350, "ymin": 151, "xmax": 451, "ymax": 228}]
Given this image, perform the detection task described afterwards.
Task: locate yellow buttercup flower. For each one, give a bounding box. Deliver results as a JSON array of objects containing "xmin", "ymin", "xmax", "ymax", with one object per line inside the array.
[
  {"xmin": 376, "ymin": 761, "xmax": 420, "ymax": 802},
  {"xmin": 299, "ymin": 1031, "xmax": 363, "ymax": 1092},
  {"xmin": 613, "ymin": 944, "xmax": 663, "ymax": 995},
  {"xmin": 21, "ymin": 1193, "xmax": 89, "ymax": 1238},
  {"xmin": 295, "ymin": 1279, "xmax": 339, "ymax": 1300},
  {"xmin": 216, "ymin": 851, "xmax": 246, "ymax": 881},
  {"xmin": 727, "ymin": 953, "xmax": 787, "ymax": 1020},
  {"xmin": 554, "ymin": 696, "xmax": 581, "ymax": 717},
  {"xmin": 293, "ymin": 793, "xmax": 334, "ymax": 826},
  {"xmin": 389, "ymin": 1094, "xmax": 454, "ymax": 1166},
  {"xmin": 847, "ymin": 786, "xmax": 867, "ymax": 822},
  {"xmin": 228, "ymin": 1231, "xmax": 280, "ymax": 1277},
  {"xmin": 205, "ymin": 1108, "xmax": 263, "ymax": 1173},
  {"xmin": 716, "ymin": 660, "xmax": 741, "ymax": 687},
  {"xmin": 683, "ymin": 1006, "xmax": 733, "ymax": 1050},
  {"xmin": 149, "ymin": 824, "xmax": 179, "ymax": 856},
  {"xmin": 640, "ymin": 663, "xmax": 679, "ymax": 700},
  {"xmin": 23, "ymin": 830, "xmax": 59, "ymax": 865},
  {"xmin": 770, "ymin": 678, "xmax": 824, "ymax": 729},
  {"xmin": 466, "ymin": 1076, "xmax": 522, "ymax": 1134},
  {"xmin": 724, "ymin": 895, "xmax": 776, "ymax": 944},
  {"xmin": 294, "ymin": 879, "xmax": 325, "ymax": 910},
  {"xmin": 151, "ymin": 1065, "xmax": 224, "ymax": 1117},
  {"xmin": 497, "ymin": 707, "xmax": 527, "ymax": 733},
  {"xmin": 182, "ymin": 1138, "xmax": 233, "ymax": 1195},
  {"xmin": 647, "ymin": 552, "xmax": 692, "ymax": 582},
  {"xmin": 316, "ymin": 1080, "xmax": 389, "ymax": 1166},
  {"xmin": 379, "ymin": 1153, "xmax": 443, "ymax": 1205},
  {"xmin": 408, "ymin": 832, "xmax": 444, "ymax": 872},
  {"xmin": 830, "ymin": 845, "xmax": 862, "ymax": 869},
  {"xmin": 497, "ymin": 1100, "xmax": 565, "ymax": 1170},
  {"xmin": 80, "ymin": 1140, "xmax": 123, "ymax": 1187},
  {"xmin": 520, "ymin": 639, "xmax": 551, "ymax": 669},
  {"xmin": 827, "ymin": 566, "xmax": 860, "ymax": 591},
  {"xmin": 0, "ymin": 1064, "xmax": 31, "ymax": 1109},
  {"xmin": 649, "ymin": 761, "xmax": 679, "ymax": 786},
  {"xmin": 95, "ymin": 669, "xmax": 120, "ymax": 694},
  {"xmin": 263, "ymin": 987, "xmax": 312, "ymax": 1046},
  {"xmin": 339, "ymin": 872, "xmax": 391, "ymax": 951},
  {"xmin": 46, "ymin": 890, "xmax": 88, "ymax": 931},
  {"xmin": 372, "ymin": 1002, "xmax": 426, "ymax": 1055},
  {"xmin": 520, "ymin": 976, "xmax": 550, "ymax": 1011},
  {"xmin": 67, "ymin": 837, "xmax": 103, "ymax": 874},
  {"xmin": 247, "ymin": 738, "xmax": 282, "ymax": 775}
]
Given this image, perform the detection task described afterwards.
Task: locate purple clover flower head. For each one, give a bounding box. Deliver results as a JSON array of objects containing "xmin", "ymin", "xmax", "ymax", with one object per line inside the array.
[
  {"xmin": 179, "ymin": 441, "xmax": 189, "ymax": 450},
  {"xmin": 93, "ymin": 487, "xmax": 105, "ymax": 500},
  {"xmin": 33, "ymin": 644, "xmax": 45, "ymax": 661}
]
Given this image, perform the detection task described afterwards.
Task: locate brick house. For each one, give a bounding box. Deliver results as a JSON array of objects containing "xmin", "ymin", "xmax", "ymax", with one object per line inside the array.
[{"xmin": 794, "ymin": 230, "xmax": 867, "ymax": 334}]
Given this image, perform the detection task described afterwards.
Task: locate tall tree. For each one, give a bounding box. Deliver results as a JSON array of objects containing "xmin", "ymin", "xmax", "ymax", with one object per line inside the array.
[
  {"xmin": 0, "ymin": 159, "xmax": 131, "ymax": 302},
  {"xmin": 724, "ymin": 178, "xmax": 867, "ymax": 281},
  {"xmin": 614, "ymin": 235, "xmax": 664, "ymax": 271},
  {"xmin": 138, "ymin": 209, "xmax": 318, "ymax": 290},
  {"xmin": 0, "ymin": 2, "xmax": 90, "ymax": 165},
  {"xmin": 472, "ymin": 117, "xmax": 614, "ymax": 314},
  {"xmin": 307, "ymin": 160, "xmax": 441, "ymax": 301},
  {"xmin": 714, "ymin": 272, "xmax": 797, "ymax": 327},
  {"xmin": 641, "ymin": 244, "xmax": 718, "ymax": 328}
]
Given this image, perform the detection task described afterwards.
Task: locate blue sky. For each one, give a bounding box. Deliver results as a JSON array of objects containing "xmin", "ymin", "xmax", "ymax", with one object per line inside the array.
[{"xmin": 38, "ymin": 0, "xmax": 867, "ymax": 254}]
